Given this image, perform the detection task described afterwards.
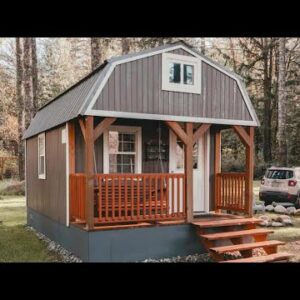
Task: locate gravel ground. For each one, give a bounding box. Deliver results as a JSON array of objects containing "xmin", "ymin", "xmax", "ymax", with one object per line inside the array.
[
  {"xmin": 143, "ymin": 248, "xmax": 268, "ymax": 263},
  {"xmin": 26, "ymin": 226, "xmax": 82, "ymax": 263},
  {"xmin": 143, "ymin": 253, "xmax": 213, "ymax": 262}
]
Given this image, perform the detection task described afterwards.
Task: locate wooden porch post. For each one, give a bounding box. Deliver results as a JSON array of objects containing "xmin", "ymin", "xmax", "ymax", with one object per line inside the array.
[
  {"xmin": 185, "ymin": 123, "xmax": 194, "ymax": 222},
  {"xmin": 233, "ymin": 125, "xmax": 255, "ymax": 217},
  {"xmin": 165, "ymin": 122, "xmax": 211, "ymax": 222},
  {"xmin": 85, "ymin": 116, "xmax": 95, "ymax": 230},
  {"xmin": 68, "ymin": 121, "xmax": 75, "ymax": 222},
  {"xmin": 246, "ymin": 127, "xmax": 254, "ymax": 217},
  {"xmin": 214, "ymin": 129, "xmax": 221, "ymax": 213}
]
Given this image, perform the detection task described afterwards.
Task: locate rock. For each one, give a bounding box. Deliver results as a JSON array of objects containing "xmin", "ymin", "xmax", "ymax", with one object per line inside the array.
[
  {"xmin": 287, "ymin": 206, "xmax": 297, "ymax": 215},
  {"xmin": 258, "ymin": 215, "xmax": 270, "ymax": 221},
  {"xmin": 276, "ymin": 215, "xmax": 293, "ymax": 225},
  {"xmin": 265, "ymin": 205, "xmax": 274, "ymax": 212},
  {"xmin": 253, "ymin": 204, "xmax": 265, "ymax": 213},
  {"xmin": 271, "ymin": 221, "xmax": 284, "ymax": 227},
  {"xmin": 295, "ymin": 209, "xmax": 300, "ymax": 216},
  {"xmin": 274, "ymin": 205, "xmax": 287, "ymax": 214},
  {"xmin": 258, "ymin": 215, "xmax": 271, "ymax": 227},
  {"xmin": 259, "ymin": 220, "xmax": 270, "ymax": 227}
]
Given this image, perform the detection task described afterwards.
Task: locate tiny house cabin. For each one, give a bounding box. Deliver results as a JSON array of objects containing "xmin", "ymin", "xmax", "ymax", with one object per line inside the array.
[{"xmin": 23, "ymin": 41, "xmax": 292, "ymax": 262}]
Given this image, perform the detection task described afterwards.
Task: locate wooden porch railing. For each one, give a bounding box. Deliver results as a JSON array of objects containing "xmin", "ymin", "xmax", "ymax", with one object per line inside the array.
[
  {"xmin": 215, "ymin": 172, "xmax": 247, "ymax": 213},
  {"xmin": 70, "ymin": 173, "xmax": 186, "ymax": 224}
]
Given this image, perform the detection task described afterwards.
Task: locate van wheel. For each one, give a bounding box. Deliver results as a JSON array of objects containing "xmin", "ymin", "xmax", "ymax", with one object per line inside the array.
[{"xmin": 296, "ymin": 192, "xmax": 300, "ymax": 209}]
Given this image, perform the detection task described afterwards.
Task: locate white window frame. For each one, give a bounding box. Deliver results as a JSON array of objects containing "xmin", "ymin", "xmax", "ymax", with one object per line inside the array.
[
  {"xmin": 103, "ymin": 125, "xmax": 142, "ymax": 174},
  {"xmin": 38, "ymin": 132, "xmax": 46, "ymax": 179},
  {"xmin": 162, "ymin": 52, "xmax": 201, "ymax": 94}
]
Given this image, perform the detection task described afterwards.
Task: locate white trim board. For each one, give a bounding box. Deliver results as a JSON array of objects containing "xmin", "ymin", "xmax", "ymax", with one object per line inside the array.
[
  {"xmin": 88, "ymin": 109, "xmax": 257, "ymax": 126},
  {"xmin": 25, "ymin": 139, "xmax": 27, "ymax": 207},
  {"xmin": 84, "ymin": 43, "xmax": 259, "ymax": 127}
]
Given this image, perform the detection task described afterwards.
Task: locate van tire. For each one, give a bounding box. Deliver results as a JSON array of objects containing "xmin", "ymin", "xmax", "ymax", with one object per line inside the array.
[{"xmin": 296, "ymin": 191, "xmax": 300, "ymax": 209}]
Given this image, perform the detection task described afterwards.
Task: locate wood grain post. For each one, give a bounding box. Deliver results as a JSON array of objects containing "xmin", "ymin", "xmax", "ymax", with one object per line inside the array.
[
  {"xmin": 246, "ymin": 127, "xmax": 254, "ymax": 217},
  {"xmin": 185, "ymin": 123, "xmax": 194, "ymax": 222},
  {"xmin": 85, "ymin": 116, "xmax": 94, "ymax": 230},
  {"xmin": 214, "ymin": 129, "xmax": 221, "ymax": 213},
  {"xmin": 68, "ymin": 121, "xmax": 75, "ymax": 222}
]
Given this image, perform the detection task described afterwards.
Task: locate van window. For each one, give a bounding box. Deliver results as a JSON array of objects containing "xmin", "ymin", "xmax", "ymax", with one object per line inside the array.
[{"xmin": 265, "ymin": 169, "xmax": 294, "ymax": 179}]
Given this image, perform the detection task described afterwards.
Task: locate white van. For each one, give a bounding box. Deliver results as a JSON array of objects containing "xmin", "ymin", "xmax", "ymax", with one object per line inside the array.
[{"xmin": 259, "ymin": 167, "xmax": 300, "ymax": 208}]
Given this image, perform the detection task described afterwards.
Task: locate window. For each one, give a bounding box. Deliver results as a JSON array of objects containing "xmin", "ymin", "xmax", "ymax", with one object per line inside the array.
[
  {"xmin": 104, "ymin": 126, "xmax": 142, "ymax": 174},
  {"xmin": 169, "ymin": 62, "xmax": 181, "ymax": 83},
  {"xmin": 162, "ymin": 52, "xmax": 201, "ymax": 94},
  {"xmin": 265, "ymin": 169, "xmax": 294, "ymax": 180},
  {"xmin": 184, "ymin": 65, "xmax": 194, "ymax": 85},
  {"xmin": 38, "ymin": 133, "xmax": 46, "ymax": 179}
]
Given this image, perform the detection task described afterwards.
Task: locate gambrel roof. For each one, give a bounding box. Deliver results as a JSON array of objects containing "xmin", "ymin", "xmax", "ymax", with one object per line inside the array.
[{"xmin": 23, "ymin": 41, "xmax": 259, "ymax": 139}]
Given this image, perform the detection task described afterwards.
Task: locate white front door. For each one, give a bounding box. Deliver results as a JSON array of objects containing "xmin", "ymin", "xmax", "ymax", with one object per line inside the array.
[{"xmin": 169, "ymin": 130, "xmax": 210, "ymax": 214}]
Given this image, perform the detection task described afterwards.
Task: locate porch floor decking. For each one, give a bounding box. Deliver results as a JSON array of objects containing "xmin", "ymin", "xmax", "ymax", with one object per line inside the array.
[{"xmin": 71, "ymin": 212, "xmax": 242, "ymax": 231}]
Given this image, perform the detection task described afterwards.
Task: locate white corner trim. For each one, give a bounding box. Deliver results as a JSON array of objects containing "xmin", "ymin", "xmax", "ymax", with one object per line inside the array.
[
  {"xmin": 25, "ymin": 139, "xmax": 27, "ymax": 207},
  {"xmin": 161, "ymin": 52, "xmax": 201, "ymax": 94},
  {"xmin": 65, "ymin": 123, "xmax": 70, "ymax": 227},
  {"xmin": 103, "ymin": 125, "xmax": 142, "ymax": 174},
  {"xmin": 87, "ymin": 109, "xmax": 258, "ymax": 127},
  {"xmin": 84, "ymin": 43, "xmax": 259, "ymax": 127}
]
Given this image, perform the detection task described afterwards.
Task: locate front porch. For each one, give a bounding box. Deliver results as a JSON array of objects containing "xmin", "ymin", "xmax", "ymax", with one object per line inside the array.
[{"xmin": 68, "ymin": 116, "xmax": 255, "ymax": 231}]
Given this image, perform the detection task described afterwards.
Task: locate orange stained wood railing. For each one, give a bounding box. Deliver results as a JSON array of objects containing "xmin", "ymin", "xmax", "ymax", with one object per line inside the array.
[
  {"xmin": 215, "ymin": 172, "xmax": 247, "ymax": 213},
  {"xmin": 70, "ymin": 173, "xmax": 186, "ymax": 225}
]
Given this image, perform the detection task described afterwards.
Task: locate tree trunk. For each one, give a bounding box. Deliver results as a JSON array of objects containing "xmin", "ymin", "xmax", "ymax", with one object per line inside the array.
[
  {"xmin": 31, "ymin": 38, "xmax": 38, "ymax": 114},
  {"xmin": 262, "ymin": 38, "xmax": 272, "ymax": 164},
  {"xmin": 121, "ymin": 38, "xmax": 131, "ymax": 54},
  {"xmin": 91, "ymin": 38, "xmax": 103, "ymax": 70},
  {"xmin": 277, "ymin": 38, "xmax": 287, "ymax": 165},
  {"xmin": 16, "ymin": 38, "xmax": 25, "ymax": 181},
  {"xmin": 200, "ymin": 38, "xmax": 205, "ymax": 55},
  {"xmin": 23, "ymin": 38, "xmax": 34, "ymax": 130}
]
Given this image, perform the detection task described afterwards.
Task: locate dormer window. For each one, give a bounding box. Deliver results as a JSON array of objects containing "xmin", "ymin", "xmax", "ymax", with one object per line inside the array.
[{"xmin": 162, "ymin": 52, "xmax": 201, "ymax": 94}]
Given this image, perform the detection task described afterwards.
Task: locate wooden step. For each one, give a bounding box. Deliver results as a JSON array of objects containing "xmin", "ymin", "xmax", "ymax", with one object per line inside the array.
[
  {"xmin": 192, "ymin": 217, "xmax": 260, "ymax": 229},
  {"xmin": 210, "ymin": 240, "xmax": 285, "ymax": 254},
  {"xmin": 199, "ymin": 228, "xmax": 274, "ymax": 241},
  {"xmin": 222, "ymin": 252, "xmax": 293, "ymax": 263}
]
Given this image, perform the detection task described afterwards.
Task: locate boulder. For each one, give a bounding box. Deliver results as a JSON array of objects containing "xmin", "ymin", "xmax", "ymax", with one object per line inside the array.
[
  {"xmin": 259, "ymin": 220, "xmax": 270, "ymax": 227},
  {"xmin": 274, "ymin": 205, "xmax": 287, "ymax": 214},
  {"xmin": 253, "ymin": 204, "xmax": 265, "ymax": 213},
  {"xmin": 258, "ymin": 215, "xmax": 270, "ymax": 221},
  {"xmin": 265, "ymin": 205, "xmax": 274, "ymax": 212},
  {"xmin": 287, "ymin": 206, "xmax": 297, "ymax": 215},
  {"xmin": 275, "ymin": 215, "xmax": 293, "ymax": 225},
  {"xmin": 271, "ymin": 221, "xmax": 284, "ymax": 227},
  {"xmin": 258, "ymin": 215, "xmax": 271, "ymax": 226}
]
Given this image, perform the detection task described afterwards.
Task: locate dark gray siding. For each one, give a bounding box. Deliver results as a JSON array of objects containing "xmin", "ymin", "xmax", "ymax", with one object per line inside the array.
[
  {"xmin": 93, "ymin": 52, "xmax": 252, "ymax": 121},
  {"xmin": 26, "ymin": 125, "xmax": 66, "ymax": 224},
  {"xmin": 28, "ymin": 207, "xmax": 204, "ymax": 262},
  {"xmin": 75, "ymin": 118, "xmax": 169, "ymax": 173}
]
